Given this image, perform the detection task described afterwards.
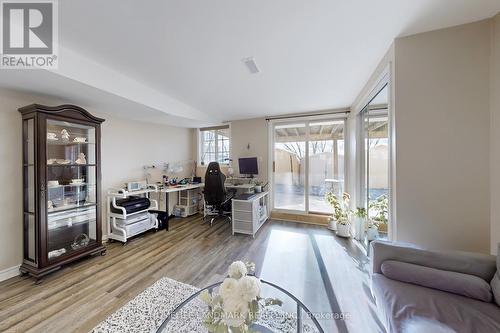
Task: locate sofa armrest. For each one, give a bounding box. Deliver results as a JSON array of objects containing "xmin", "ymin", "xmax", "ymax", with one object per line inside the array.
[{"xmin": 370, "ymin": 240, "xmax": 497, "ymax": 281}]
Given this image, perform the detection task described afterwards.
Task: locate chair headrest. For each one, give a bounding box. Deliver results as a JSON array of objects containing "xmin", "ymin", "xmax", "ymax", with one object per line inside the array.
[{"xmin": 206, "ymin": 162, "xmax": 221, "ymax": 175}]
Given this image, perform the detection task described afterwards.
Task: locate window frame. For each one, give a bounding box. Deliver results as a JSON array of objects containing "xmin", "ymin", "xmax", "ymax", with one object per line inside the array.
[{"xmin": 197, "ymin": 124, "xmax": 231, "ymax": 166}]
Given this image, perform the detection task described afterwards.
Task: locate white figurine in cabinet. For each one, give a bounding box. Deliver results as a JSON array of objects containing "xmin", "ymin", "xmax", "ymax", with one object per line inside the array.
[
  {"xmin": 61, "ymin": 129, "xmax": 70, "ymax": 141},
  {"xmin": 75, "ymin": 153, "xmax": 86, "ymax": 164}
]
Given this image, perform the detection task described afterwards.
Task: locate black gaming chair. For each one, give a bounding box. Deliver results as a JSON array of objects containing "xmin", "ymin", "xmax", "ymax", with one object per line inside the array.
[{"xmin": 203, "ymin": 162, "xmax": 233, "ymax": 225}]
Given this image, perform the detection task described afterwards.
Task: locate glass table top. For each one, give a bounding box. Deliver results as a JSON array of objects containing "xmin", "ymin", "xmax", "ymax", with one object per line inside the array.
[{"xmin": 156, "ymin": 279, "xmax": 324, "ymax": 333}]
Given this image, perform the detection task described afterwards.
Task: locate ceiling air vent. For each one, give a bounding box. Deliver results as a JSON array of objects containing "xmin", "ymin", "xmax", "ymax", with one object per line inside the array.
[{"xmin": 242, "ymin": 57, "xmax": 260, "ymax": 74}]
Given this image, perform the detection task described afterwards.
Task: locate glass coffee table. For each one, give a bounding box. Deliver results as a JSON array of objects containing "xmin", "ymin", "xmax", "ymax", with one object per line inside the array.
[{"xmin": 156, "ymin": 279, "xmax": 324, "ymax": 333}]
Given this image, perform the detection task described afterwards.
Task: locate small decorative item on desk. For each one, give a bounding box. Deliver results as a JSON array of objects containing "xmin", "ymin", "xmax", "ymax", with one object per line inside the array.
[
  {"xmin": 75, "ymin": 153, "xmax": 87, "ymax": 164},
  {"xmin": 61, "ymin": 129, "xmax": 70, "ymax": 142},
  {"xmin": 200, "ymin": 261, "xmax": 282, "ymax": 333},
  {"xmin": 178, "ymin": 177, "xmax": 190, "ymax": 185}
]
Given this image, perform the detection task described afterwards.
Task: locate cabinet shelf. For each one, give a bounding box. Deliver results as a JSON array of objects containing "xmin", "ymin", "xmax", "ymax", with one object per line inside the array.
[
  {"xmin": 47, "ymin": 141, "xmax": 95, "ymax": 146},
  {"xmin": 47, "ymin": 163, "xmax": 96, "ymax": 168},
  {"xmin": 48, "ymin": 183, "xmax": 96, "ymax": 189},
  {"xmin": 48, "ymin": 202, "xmax": 97, "ymax": 214}
]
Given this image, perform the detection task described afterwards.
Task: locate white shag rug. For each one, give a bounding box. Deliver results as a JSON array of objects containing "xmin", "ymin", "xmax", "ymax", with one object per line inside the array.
[{"xmin": 91, "ymin": 277, "xmax": 319, "ymax": 333}]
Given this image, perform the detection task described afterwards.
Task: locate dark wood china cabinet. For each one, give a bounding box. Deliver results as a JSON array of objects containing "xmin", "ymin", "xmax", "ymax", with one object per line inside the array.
[{"xmin": 19, "ymin": 104, "xmax": 106, "ymax": 278}]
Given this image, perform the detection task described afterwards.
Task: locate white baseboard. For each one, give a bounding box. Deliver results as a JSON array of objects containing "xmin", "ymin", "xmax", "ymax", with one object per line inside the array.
[{"xmin": 0, "ymin": 265, "xmax": 21, "ymax": 282}]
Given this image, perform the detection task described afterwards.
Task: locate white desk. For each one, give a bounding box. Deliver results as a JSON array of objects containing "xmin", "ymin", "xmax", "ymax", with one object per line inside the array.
[
  {"xmin": 224, "ymin": 183, "xmax": 255, "ymax": 193},
  {"xmin": 159, "ymin": 183, "xmax": 204, "ymax": 193}
]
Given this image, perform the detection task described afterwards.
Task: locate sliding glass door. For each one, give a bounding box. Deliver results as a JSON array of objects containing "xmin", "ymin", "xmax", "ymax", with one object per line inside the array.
[{"xmin": 273, "ymin": 119, "xmax": 345, "ymax": 214}]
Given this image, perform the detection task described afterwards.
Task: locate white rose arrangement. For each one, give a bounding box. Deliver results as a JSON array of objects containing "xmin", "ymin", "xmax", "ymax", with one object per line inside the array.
[{"xmin": 200, "ymin": 261, "xmax": 282, "ymax": 333}]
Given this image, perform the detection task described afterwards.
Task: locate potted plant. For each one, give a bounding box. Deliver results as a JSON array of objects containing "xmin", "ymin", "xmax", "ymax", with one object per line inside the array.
[
  {"xmin": 366, "ymin": 219, "xmax": 379, "ymax": 241},
  {"xmin": 254, "ymin": 180, "xmax": 262, "ymax": 193},
  {"xmin": 326, "ymin": 192, "xmax": 352, "ymax": 237},
  {"xmin": 369, "ymin": 195, "xmax": 388, "ymax": 233},
  {"xmin": 353, "ymin": 207, "xmax": 367, "ymax": 240}
]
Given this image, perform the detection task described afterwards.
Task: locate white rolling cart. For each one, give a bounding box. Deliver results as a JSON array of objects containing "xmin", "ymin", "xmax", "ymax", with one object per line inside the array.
[
  {"xmin": 231, "ymin": 191, "xmax": 270, "ymax": 237},
  {"xmin": 107, "ymin": 185, "xmax": 159, "ymax": 243}
]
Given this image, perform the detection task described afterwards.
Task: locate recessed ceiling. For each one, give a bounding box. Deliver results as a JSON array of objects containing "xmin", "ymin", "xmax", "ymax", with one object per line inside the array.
[{"xmin": 3, "ymin": 1, "xmax": 500, "ymax": 126}]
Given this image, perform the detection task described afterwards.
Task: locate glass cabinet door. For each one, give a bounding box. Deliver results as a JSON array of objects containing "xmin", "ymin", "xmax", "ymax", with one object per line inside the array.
[
  {"xmin": 23, "ymin": 118, "xmax": 36, "ymax": 263},
  {"xmin": 46, "ymin": 119, "xmax": 98, "ymax": 262}
]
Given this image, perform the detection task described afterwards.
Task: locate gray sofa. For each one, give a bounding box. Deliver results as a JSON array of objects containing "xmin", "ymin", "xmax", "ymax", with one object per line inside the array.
[{"xmin": 370, "ymin": 241, "xmax": 500, "ymax": 333}]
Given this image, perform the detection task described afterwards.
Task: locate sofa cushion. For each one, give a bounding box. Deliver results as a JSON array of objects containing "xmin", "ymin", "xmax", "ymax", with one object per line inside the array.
[
  {"xmin": 372, "ymin": 273, "xmax": 500, "ymax": 333},
  {"xmin": 371, "ymin": 240, "xmax": 497, "ymax": 280},
  {"xmin": 492, "ymin": 244, "xmax": 500, "ymax": 306},
  {"xmin": 381, "ymin": 260, "xmax": 492, "ymax": 302},
  {"xmin": 492, "ymin": 274, "xmax": 500, "ymax": 306}
]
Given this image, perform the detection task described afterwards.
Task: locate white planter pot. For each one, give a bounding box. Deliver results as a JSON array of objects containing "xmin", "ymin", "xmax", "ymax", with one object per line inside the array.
[
  {"xmin": 328, "ymin": 217, "xmax": 337, "ymax": 231},
  {"xmin": 367, "ymin": 227, "xmax": 379, "ymax": 241},
  {"xmin": 336, "ymin": 223, "xmax": 351, "ymax": 238}
]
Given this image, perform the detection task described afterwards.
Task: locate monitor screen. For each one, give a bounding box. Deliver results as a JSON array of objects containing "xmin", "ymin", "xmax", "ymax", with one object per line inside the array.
[{"xmin": 238, "ymin": 157, "xmax": 258, "ymax": 175}]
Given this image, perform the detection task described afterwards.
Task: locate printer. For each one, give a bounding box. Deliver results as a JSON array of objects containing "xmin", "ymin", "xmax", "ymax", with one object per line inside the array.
[
  {"xmin": 111, "ymin": 212, "xmax": 156, "ymax": 238},
  {"xmin": 110, "ymin": 196, "xmax": 151, "ymax": 215},
  {"xmin": 110, "ymin": 196, "xmax": 155, "ymax": 238}
]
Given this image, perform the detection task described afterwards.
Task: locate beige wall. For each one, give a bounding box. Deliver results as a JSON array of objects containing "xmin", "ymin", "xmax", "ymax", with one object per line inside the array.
[
  {"xmin": 0, "ymin": 89, "xmax": 193, "ymax": 273},
  {"xmin": 393, "ymin": 19, "xmax": 491, "ymax": 253},
  {"xmin": 491, "ymin": 13, "xmax": 500, "ymax": 254},
  {"xmin": 0, "ymin": 90, "xmax": 38, "ymax": 272},
  {"xmin": 230, "ymin": 118, "xmax": 269, "ymax": 182},
  {"xmin": 100, "ymin": 114, "xmax": 193, "ymax": 233}
]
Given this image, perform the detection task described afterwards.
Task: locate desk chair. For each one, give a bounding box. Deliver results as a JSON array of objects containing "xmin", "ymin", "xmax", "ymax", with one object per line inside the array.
[{"xmin": 203, "ymin": 162, "xmax": 234, "ymax": 226}]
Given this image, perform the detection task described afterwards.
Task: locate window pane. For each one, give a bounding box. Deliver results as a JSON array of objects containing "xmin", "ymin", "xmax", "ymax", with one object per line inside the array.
[{"xmin": 200, "ymin": 128, "xmax": 231, "ymax": 165}]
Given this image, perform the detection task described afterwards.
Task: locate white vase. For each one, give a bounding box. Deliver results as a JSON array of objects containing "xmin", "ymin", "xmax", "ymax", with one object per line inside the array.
[
  {"xmin": 328, "ymin": 217, "xmax": 337, "ymax": 231},
  {"xmin": 336, "ymin": 223, "xmax": 351, "ymax": 238}
]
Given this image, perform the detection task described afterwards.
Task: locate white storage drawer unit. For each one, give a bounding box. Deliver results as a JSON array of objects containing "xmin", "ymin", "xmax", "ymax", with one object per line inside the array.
[{"xmin": 231, "ymin": 191, "xmax": 269, "ymax": 237}]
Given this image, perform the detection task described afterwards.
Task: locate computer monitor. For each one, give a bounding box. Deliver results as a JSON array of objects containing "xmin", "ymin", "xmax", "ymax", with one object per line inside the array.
[{"xmin": 238, "ymin": 157, "xmax": 258, "ymax": 177}]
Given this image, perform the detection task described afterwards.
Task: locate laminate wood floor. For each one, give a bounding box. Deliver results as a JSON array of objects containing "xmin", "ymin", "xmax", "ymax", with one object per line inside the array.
[{"xmin": 0, "ymin": 215, "xmax": 384, "ymax": 333}]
